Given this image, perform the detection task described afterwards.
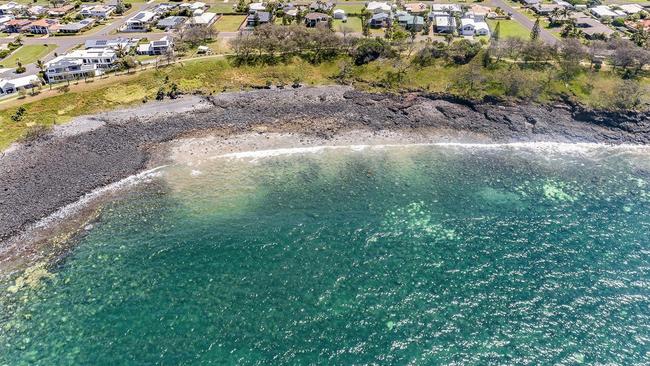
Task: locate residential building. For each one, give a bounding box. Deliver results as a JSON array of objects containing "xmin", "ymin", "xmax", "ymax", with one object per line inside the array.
[
  {"xmin": 245, "ymin": 11, "xmax": 270, "ymax": 27},
  {"xmin": 369, "ymin": 12, "xmax": 391, "ymax": 28},
  {"xmin": 80, "ymin": 5, "xmax": 116, "ymax": 18},
  {"xmin": 0, "ymin": 15, "xmax": 13, "ymax": 30},
  {"xmin": 124, "ymin": 11, "xmax": 157, "ymax": 32},
  {"xmin": 520, "ymin": 0, "xmax": 540, "ymax": 7},
  {"xmin": 47, "ymin": 4, "xmax": 75, "ymax": 17},
  {"xmin": 58, "ymin": 19, "xmax": 95, "ymax": 34},
  {"xmin": 333, "ymin": 9, "xmax": 346, "ymax": 20},
  {"xmin": 460, "ymin": 17, "xmax": 489, "ymax": 36},
  {"xmin": 404, "ymin": 3, "xmax": 428, "ymax": 14},
  {"xmin": 469, "ymin": 4, "xmax": 492, "ymax": 19},
  {"xmin": 4, "ymin": 19, "xmax": 31, "ymax": 33},
  {"xmin": 0, "ymin": 2, "xmax": 25, "ymax": 16},
  {"xmin": 28, "ymin": 18, "xmax": 60, "ymax": 35},
  {"xmin": 44, "ymin": 48, "xmax": 117, "ymax": 82},
  {"xmin": 395, "ymin": 11, "xmax": 424, "ymax": 31},
  {"xmin": 153, "ymin": 3, "xmax": 178, "ymax": 15},
  {"xmin": 248, "ymin": 2, "xmax": 267, "ymax": 13},
  {"xmin": 435, "ymin": 15, "xmax": 455, "ymax": 33},
  {"xmin": 179, "ymin": 1, "xmax": 207, "ymax": 14},
  {"xmin": 552, "ymin": 0, "xmax": 573, "ymax": 9},
  {"xmin": 304, "ymin": 12, "xmax": 329, "ymax": 27},
  {"xmin": 366, "ymin": 1, "xmax": 392, "ymax": 14},
  {"xmin": 309, "ymin": 1, "xmax": 334, "ymax": 13},
  {"xmin": 189, "ymin": 12, "xmax": 218, "ymax": 26},
  {"xmin": 0, "ymin": 75, "xmax": 41, "ymax": 95},
  {"xmin": 574, "ymin": 16, "xmax": 615, "ymax": 39},
  {"xmin": 156, "ymin": 16, "xmax": 186, "ymax": 29},
  {"xmin": 28, "ymin": 5, "xmax": 47, "ymax": 17},
  {"xmin": 431, "ymin": 4, "xmax": 461, "ymax": 14},
  {"xmin": 618, "ymin": 4, "xmax": 644, "ymax": 15},
  {"xmin": 137, "ymin": 36, "xmax": 173, "ymax": 55},
  {"xmin": 590, "ymin": 5, "xmax": 625, "ymax": 19},
  {"xmin": 85, "ymin": 38, "xmax": 137, "ymax": 52},
  {"xmin": 532, "ymin": 4, "xmax": 562, "ymax": 15}
]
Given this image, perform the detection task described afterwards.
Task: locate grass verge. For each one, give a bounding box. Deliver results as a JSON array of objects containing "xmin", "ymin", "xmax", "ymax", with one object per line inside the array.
[{"xmin": 0, "ymin": 44, "xmax": 57, "ymax": 68}]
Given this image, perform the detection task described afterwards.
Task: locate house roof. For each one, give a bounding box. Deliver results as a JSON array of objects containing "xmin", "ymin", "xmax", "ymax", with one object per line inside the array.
[
  {"xmin": 435, "ymin": 15, "xmax": 454, "ymax": 27},
  {"xmin": 48, "ymin": 4, "xmax": 74, "ymax": 14},
  {"xmin": 247, "ymin": 11, "xmax": 270, "ymax": 22},
  {"xmin": 129, "ymin": 11, "xmax": 156, "ymax": 23},
  {"xmin": 305, "ymin": 12, "xmax": 328, "ymax": 20},
  {"xmin": 157, "ymin": 16, "xmax": 186, "ymax": 27},
  {"xmin": 0, "ymin": 74, "xmax": 40, "ymax": 90},
  {"xmin": 29, "ymin": 18, "xmax": 59, "ymax": 28},
  {"xmin": 404, "ymin": 3, "xmax": 427, "ymax": 13},
  {"xmin": 58, "ymin": 19, "xmax": 95, "ymax": 31},
  {"xmin": 192, "ymin": 11, "xmax": 217, "ymax": 24},
  {"xmin": 6, "ymin": 19, "xmax": 31, "ymax": 26},
  {"xmin": 366, "ymin": 2, "xmax": 392, "ymax": 12},
  {"xmin": 574, "ymin": 16, "xmax": 615, "ymax": 35},
  {"xmin": 371, "ymin": 12, "xmax": 390, "ymax": 21},
  {"xmin": 431, "ymin": 4, "xmax": 461, "ymax": 12}
]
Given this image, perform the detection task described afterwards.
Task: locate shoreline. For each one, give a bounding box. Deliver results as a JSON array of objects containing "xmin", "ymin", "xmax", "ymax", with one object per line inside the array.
[{"xmin": 1, "ymin": 85, "xmax": 650, "ymax": 270}]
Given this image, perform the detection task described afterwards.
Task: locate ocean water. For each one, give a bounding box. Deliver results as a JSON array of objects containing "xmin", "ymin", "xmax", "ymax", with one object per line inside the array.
[{"xmin": 1, "ymin": 144, "xmax": 650, "ymax": 365}]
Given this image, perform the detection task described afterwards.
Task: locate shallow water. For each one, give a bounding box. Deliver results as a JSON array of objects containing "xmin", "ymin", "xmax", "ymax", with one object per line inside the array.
[{"xmin": 1, "ymin": 144, "xmax": 650, "ymax": 365}]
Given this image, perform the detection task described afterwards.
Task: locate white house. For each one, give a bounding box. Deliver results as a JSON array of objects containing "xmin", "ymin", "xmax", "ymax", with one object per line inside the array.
[
  {"xmin": 124, "ymin": 11, "xmax": 157, "ymax": 31},
  {"xmin": 0, "ymin": 2, "xmax": 25, "ymax": 16},
  {"xmin": 431, "ymin": 4, "xmax": 462, "ymax": 14},
  {"xmin": 80, "ymin": 5, "xmax": 115, "ymax": 18},
  {"xmin": 366, "ymin": 2, "xmax": 392, "ymax": 14},
  {"xmin": 189, "ymin": 12, "xmax": 218, "ymax": 26},
  {"xmin": 85, "ymin": 38, "xmax": 137, "ymax": 52},
  {"xmin": 0, "ymin": 75, "xmax": 41, "ymax": 95},
  {"xmin": 460, "ymin": 17, "xmax": 489, "ymax": 36},
  {"xmin": 333, "ymin": 9, "xmax": 346, "ymax": 20},
  {"xmin": 590, "ymin": 5, "xmax": 626, "ymax": 19},
  {"xmin": 248, "ymin": 2, "xmax": 267, "ymax": 13},
  {"xmin": 136, "ymin": 36, "xmax": 173, "ymax": 55},
  {"xmin": 44, "ymin": 49, "xmax": 117, "ymax": 83},
  {"xmin": 618, "ymin": 4, "xmax": 644, "ymax": 15},
  {"xmin": 435, "ymin": 15, "xmax": 455, "ymax": 33}
]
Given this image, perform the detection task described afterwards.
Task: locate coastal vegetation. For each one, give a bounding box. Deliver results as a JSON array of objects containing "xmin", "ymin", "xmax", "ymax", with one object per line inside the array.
[{"xmin": 0, "ymin": 24, "xmax": 648, "ymax": 150}]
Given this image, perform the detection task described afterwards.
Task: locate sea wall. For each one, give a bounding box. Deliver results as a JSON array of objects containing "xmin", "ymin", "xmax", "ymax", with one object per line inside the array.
[{"xmin": 1, "ymin": 86, "xmax": 649, "ymax": 242}]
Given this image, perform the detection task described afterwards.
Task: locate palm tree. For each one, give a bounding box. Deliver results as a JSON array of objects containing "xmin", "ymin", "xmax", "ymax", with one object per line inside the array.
[{"xmin": 35, "ymin": 59, "xmax": 45, "ymax": 77}]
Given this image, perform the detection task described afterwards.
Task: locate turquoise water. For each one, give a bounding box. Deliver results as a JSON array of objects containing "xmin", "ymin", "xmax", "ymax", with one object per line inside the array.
[{"xmin": 1, "ymin": 144, "xmax": 650, "ymax": 365}]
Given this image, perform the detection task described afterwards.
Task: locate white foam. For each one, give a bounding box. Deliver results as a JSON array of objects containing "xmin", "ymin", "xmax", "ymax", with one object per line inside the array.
[
  {"xmin": 0, "ymin": 165, "xmax": 168, "ymax": 256},
  {"xmin": 216, "ymin": 142, "xmax": 650, "ymax": 161}
]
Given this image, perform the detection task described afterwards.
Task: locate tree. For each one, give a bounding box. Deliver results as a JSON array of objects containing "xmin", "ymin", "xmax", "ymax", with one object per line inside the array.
[
  {"xmin": 352, "ymin": 38, "xmax": 394, "ymax": 65},
  {"xmin": 35, "ymin": 59, "xmax": 45, "ymax": 74},
  {"xmin": 491, "ymin": 21, "xmax": 501, "ymax": 42},
  {"xmin": 530, "ymin": 17, "xmax": 541, "ymax": 41},
  {"xmin": 558, "ymin": 38, "xmax": 587, "ymax": 81},
  {"xmin": 361, "ymin": 13, "xmax": 370, "ymax": 37},
  {"xmin": 608, "ymin": 79, "xmax": 645, "ymax": 110}
]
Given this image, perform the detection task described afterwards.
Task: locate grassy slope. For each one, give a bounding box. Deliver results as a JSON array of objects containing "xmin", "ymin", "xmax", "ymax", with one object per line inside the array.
[
  {"xmin": 0, "ymin": 55, "xmax": 647, "ymax": 150},
  {"xmin": 0, "ymin": 44, "xmax": 57, "ymax": 68}
]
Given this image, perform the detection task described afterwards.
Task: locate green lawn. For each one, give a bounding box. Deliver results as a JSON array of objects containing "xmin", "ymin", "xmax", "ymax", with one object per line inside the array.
[
  {"xmin": 487, "ymin": 19, "xmax": 530, "ymax": 39},
  {"xmin": 335, "ymin": 4, "xmax": 365, "ymax": 15},
  {"xmin": 213, "ymin": 15, "xmax": 246, "ymax": 32},
  {"xmin": 207, "ymin": 3, "xmax": 239, "ymax": 14},
  {"xmin": 334, "ymin": 17, "xmax": 362, "ymax": 33},
  {"xmin": 0, "ymin": 44, "xmax": 57, "ymax": 68}
]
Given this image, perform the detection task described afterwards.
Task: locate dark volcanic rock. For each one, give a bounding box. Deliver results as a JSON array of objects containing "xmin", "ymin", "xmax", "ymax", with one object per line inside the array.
[{"xmin": 0, "ymin": 86, "xmax": 649, "ymax": 242}]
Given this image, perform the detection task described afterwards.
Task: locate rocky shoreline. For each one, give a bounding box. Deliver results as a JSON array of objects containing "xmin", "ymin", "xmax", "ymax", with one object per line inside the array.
[{"xmin": 1, "ymin": 85, "xmax": 650, "ymax": 244}]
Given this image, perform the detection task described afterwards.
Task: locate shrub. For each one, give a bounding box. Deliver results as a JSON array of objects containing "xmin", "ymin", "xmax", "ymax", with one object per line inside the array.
[
  {"xmin": 20, "ymin": 124, "xmax": 51, "ymax": 143},
  {"xmin": 352, "ymin": 38, "xmax": 394, "ymax": 65}
]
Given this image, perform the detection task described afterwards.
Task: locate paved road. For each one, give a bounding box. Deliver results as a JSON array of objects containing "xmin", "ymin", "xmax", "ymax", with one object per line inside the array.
[{"xmin": 488, "ymin": 0, "xmax": 558, "ymax": 45}]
